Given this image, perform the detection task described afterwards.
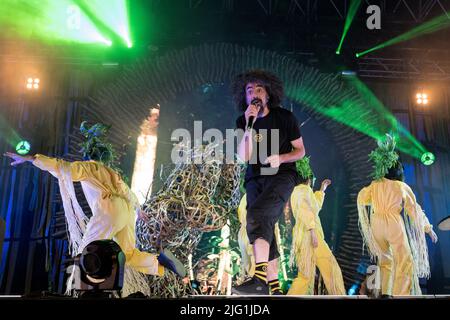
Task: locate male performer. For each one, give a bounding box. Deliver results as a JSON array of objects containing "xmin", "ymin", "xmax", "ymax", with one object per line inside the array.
[{"xmin": 232, "ymin": 70, "xmax": 305, "ymax": 295}]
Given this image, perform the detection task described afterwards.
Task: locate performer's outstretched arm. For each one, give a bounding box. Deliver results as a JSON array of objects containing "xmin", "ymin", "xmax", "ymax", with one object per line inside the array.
[
  {"xmin": 4, "ymin": 152, "xmax": 94, "ymax": 182},
  {"xmin": 313, "ymin": 179, "xmax": 331, "ymax": 211}
]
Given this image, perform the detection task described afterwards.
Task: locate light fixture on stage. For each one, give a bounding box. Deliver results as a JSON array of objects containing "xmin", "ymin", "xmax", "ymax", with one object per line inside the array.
[
  {"xmin": 421, "ymin": 152, "xmax": 435, "ymax": 166},
  {"xmin": 74, "ymin": 239, "xmax": 125, "ymax": 295},
  {"xmin": 26, "ymin": 78, "xmax": 39, "ymax": 90},
  {"xmin": 341, "ymin": 70, "xmax": 357, "ymax": 77},
  {"xmin": 416, "ymin": 92, "xmax": 429, "ymax": 105},
  {"xmin": 16, "ymin": 140, "xmax": 31, "ymax": 155}
]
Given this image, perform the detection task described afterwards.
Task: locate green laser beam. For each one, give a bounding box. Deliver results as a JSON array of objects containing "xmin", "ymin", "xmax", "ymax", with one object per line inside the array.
[
  {"xmin": 286, "ymin": 74, "xmax": 428, "ymax": 160},
  {"xmin": 357, "ymin": 11, "xmax": 450, "ymax": 57},
  {"xmin": 0, "ymin": 116, "xmax": 22, "ymax": 148},
  {"xmin": 336, "ymin": 0, "xmax": 362, "ymax": 54},
  {"xmin": 75, "ymin": 0, "xmax": 132, "ymax": 47},
  {"xmin": 0, "ymin": 0, "xmax": 112, "ymax": 45}
]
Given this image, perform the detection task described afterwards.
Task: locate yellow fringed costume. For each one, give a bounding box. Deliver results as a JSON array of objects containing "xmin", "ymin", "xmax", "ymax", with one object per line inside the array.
[
  {"xmin": 287, "ymin": 184, "xmax": 346, "ymax": 295},
  {"xmin": 357, "ymin": 178, "xmax": 433, "ymax": 295},
  {"xmin": 33, "ymin": 154, "xmax": 163, "ymax": 276}
]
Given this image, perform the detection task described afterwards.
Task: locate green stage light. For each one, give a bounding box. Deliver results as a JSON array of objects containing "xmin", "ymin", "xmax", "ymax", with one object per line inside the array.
[
  {"xmin": 421, "ymin": 152, "xmax": 435, "ymax": 166},
  {"xmin": 286, "ymin": 74, "xmax": 428, "ymax": 161},
  {"xmin": 16, "ymin": 141, "xmax": 31, "ymax": 155},
  {"xmin": 77, "ymin": 0, "xmax": 132, "ymax": 48},
  {"xmin": 357, "ymin": 11, "xmax": 450, "ymax": 58},
  {"xmin": 1, "ymin": 0, "xmax": 112, "ymax": 46},
  {"xmin": 0, "ymin": 116, "xmax": 21, "ymax": 148},
  {"xmin": 336, "ymin": 0, "xmax": 362, "ymax": 55}
]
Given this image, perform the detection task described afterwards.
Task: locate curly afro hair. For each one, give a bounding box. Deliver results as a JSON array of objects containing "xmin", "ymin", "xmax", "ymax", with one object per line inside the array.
[{"xmin": 231, "ymin": 69, "xmax": 284, "ymax": 112}]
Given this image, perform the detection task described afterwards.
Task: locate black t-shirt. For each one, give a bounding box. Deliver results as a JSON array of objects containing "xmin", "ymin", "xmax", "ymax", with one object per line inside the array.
[{"xmin": 236, "ymin": 107, "xmax": 302, "ymax": 182}]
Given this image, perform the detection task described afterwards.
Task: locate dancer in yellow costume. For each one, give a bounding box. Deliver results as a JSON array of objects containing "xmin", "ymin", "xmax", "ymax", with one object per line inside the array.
[
  {"xmin": 287, "ymin": 157, "xmax": 346, "ymax": 295},
  {"xmin": 357, "ymin": 134, "xmax": 438, "ymax": 297},
  {"xmin": 4, "ymin": 122, "xmax": 186, "ymax": 292}
]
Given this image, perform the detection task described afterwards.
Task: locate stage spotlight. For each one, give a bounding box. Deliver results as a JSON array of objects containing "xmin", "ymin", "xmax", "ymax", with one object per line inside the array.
[
  {"xmin": 26, "ymin": 78, "xmax": 33, "ymax": 89},
  {"xmin": 421, "ymin": 152, "xmax": 435, "ymax": 166},
  {"xmin": 416, "ymin": 92, "xmax": 429, "ymax": 105},
  {"xmin": 16, "ymin": 140, "xmax": 31, "ymax": 155},
  {"xmin": 74, "ymin": 239, "xmax": 125, "ymax": 294},
  {"xmin": 26, "ymin": 78, "xmax": 40, "ymax": 90}
]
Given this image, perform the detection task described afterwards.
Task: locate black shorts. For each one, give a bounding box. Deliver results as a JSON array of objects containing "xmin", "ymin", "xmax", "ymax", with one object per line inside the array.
[{"xmin": 245, "ymin": 171, "xmax": 297, "ymax": 261}]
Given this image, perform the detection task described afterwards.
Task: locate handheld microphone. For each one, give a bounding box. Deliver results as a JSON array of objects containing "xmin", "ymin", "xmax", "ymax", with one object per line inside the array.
[{"xmin": 247, "ymin": 98, "xmax": 262, "ymax": 131}]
